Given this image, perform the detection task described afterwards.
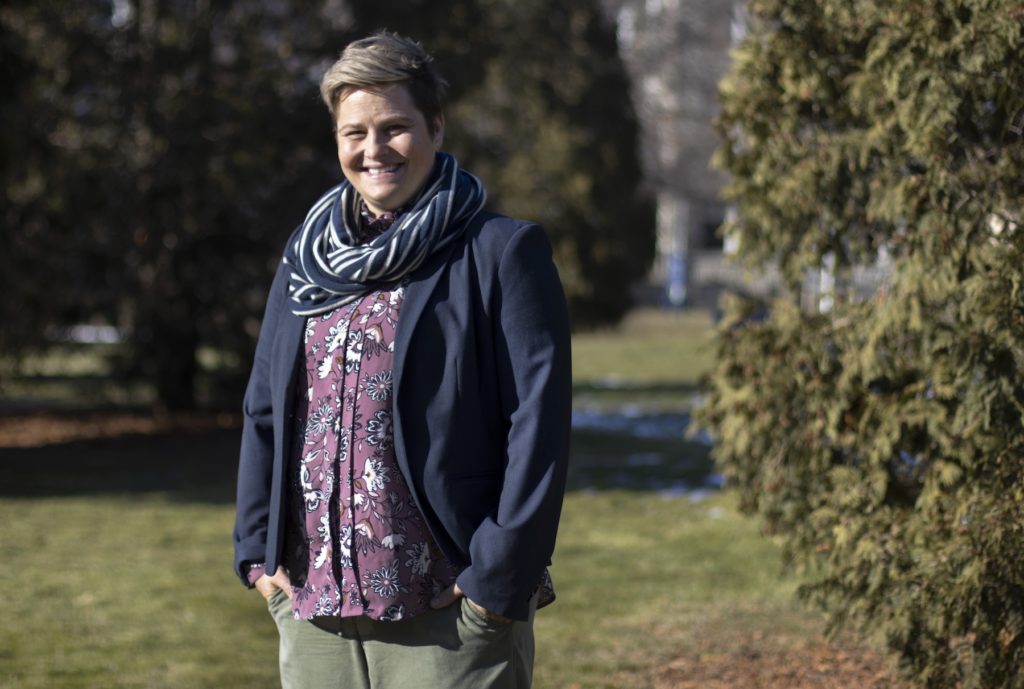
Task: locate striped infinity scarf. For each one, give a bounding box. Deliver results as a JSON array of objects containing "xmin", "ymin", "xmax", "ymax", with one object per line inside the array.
[{"xmin": 283, "ymin": 152, "xmax": 486, "ymax": 316}]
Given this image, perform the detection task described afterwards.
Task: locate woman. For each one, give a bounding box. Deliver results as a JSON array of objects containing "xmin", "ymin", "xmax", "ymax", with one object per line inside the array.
[{"xmin": 232, "ymin": 32, "xmax": 572, "ymax": 689}]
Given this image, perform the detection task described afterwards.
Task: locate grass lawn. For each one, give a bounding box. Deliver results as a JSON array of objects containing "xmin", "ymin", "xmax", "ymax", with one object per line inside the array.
[
  {"xmin": 533, "ymin": 490, "xmax": 818, "ymax": 689},
  {"xmin": 1, "ymin": 308, "xmax": 883, "ymax": 689},
  {"xmin": 0, "ymin": 490, "xmax": 810, "ymax": 689},
  {"xmin": 571, "ymin": 309, "xmax": 716, "ymax": 387}
]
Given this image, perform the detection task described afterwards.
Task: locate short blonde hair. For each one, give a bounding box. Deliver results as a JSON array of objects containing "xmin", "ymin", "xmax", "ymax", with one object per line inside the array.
[{"xmin": 320, "ymin": 32, "xmax": 448, "ymax": 135}]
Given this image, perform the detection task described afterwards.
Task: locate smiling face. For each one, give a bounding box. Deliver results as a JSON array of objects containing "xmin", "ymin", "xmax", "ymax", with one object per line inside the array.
[{"xmin": 334, "ymin": 83, "xmax": 443, "ymax": 216}]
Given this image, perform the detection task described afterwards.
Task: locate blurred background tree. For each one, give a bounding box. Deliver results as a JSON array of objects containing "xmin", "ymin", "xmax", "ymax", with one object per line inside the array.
[
  {"xmin": 2, "ymin": 0, "xmax": 347, "ymax": 409},
  {"xmin": 697, "ymin": 0, "xmax": 1024, "ymax": 686},
  {"xmin": 1, "ymin": 0, "xmax": 652, "ymax": 410}
]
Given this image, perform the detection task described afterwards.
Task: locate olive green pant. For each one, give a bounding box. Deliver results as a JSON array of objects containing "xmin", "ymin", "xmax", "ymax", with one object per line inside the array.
[{"xmin": 267, "ymin": 589, "xmax": 535, "ymax": 689}]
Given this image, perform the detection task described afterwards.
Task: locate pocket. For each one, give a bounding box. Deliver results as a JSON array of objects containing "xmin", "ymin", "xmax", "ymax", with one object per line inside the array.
[
  {"xmin": 461, "ymin": 596, "xmax": 513, "ymax": 630},
  {"xmin": 266, "ymin": 587, "xmax": 289, "ymax": 619}
]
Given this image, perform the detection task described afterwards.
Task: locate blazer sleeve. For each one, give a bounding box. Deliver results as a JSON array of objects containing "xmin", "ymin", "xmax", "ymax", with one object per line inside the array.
[
  {"xmin": 456, "ymin": 223, "xmax": 573, "ymax": 620},
  {"xmin": 232, "ymin": 260, "xmax": 289, "ymax": 586}
]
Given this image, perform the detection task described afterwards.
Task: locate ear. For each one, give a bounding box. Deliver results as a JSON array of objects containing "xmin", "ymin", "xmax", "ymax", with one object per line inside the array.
[{"xmin": 432, "ymin": 116, "xmax": 445, "ymax": 149}]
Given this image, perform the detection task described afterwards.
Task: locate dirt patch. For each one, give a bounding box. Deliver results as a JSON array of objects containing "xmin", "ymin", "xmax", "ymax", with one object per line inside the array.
[
  {"xmin": 651, "ymin": 634, "xmax": 909, "ymax": 689},
  {"xmin": 0, "ymin": 410, "xmax": 240, "ymax": 448}
]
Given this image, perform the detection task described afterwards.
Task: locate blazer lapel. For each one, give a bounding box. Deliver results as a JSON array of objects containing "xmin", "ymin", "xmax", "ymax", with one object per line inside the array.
[
  {"xmin": 393, "ymin": 240, "xmax": 459, "ymax": 398},
  {"xmin": 391, "ymin": 239, "xmax": 460, "ymax": 490}
]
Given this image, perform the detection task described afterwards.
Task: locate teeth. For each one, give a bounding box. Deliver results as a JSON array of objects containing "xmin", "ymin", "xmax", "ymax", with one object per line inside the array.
[{"xmin": 366, "ymin": 166, "xmax": 400, "ymax": 176}]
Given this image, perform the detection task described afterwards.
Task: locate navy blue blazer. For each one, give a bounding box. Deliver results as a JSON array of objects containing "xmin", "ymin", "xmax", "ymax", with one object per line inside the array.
[{"xmin": 233, "ymin": 212, "xmax": 572, "ymax": 621}]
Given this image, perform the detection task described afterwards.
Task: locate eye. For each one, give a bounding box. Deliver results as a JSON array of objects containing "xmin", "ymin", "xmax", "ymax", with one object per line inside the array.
[{"xmin": 339, "ymin": 129, "xmax": 365, "ymax": 140}]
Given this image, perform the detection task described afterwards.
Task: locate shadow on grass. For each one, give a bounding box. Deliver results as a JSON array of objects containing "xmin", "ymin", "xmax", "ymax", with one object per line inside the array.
[
  {"xmin": 0, "ymin": 421, "xmax": 717, "ymax": 502},
  {"xmin": 0, "ymin": 429, "xmax": 242, "ymax": 503},
  {"xmin": 568, "ymin": 427, "xmax": 715, "ymax": 494}
]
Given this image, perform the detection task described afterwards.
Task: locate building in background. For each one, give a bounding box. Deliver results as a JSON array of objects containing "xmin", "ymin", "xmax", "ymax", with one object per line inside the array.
[
  {"xmin": 600, "ymin": 0, "xmax": 742, "ymax": 307},
  {"xmin": 602, "ymin": 0, "xmax": 892, "ymax": 312}
]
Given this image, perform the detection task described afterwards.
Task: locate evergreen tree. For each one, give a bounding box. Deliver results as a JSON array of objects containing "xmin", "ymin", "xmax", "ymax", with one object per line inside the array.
[
  {"xmin": 354, "ymin": 0, "xmax": 655, "ymax": 326},
  {"xmin": 1, "ymin": 1, "xmax": 346, "ymax": 408},
  {"xmin": 696, "ymin": 1, "xmax": 1024, "ymax": 686},
  {"xmin": 2, "ymin": 0, "xmax": 652, "ymax": 408}
]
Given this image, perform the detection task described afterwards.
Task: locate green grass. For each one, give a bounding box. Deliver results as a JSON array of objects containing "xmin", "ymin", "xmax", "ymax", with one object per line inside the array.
[
  {"xmin": 535, "ymin": 490, "xmax": 818, "ymax": 689},
  {"xmin": 0, "ymin": 492, "xmax": 813, "ymax": 689},
  {"xmin": 571, "ymin": 308, "xmax": 716, "ymax": 386},
  {"xmin": 0, "ymin": 307, "xmax": 827, "ymax": 689},
  {"xmin": 0, "ymin": 497, "xmax": 278, "ymax": 689},
  {"xmin": 571, "ymin": 309, "xmax": 715, "ymax": 412}
]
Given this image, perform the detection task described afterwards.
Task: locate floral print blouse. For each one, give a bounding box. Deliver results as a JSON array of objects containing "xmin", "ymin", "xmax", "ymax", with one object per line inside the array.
[{"xmin": 275, "ymin": 283, "xmax": 462, "ymax": 621}]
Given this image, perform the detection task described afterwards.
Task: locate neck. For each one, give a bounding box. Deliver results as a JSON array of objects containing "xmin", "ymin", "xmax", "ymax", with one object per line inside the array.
[{"xmin": 354, "ymin": 199, "xmax": 407, "ymax": 244}]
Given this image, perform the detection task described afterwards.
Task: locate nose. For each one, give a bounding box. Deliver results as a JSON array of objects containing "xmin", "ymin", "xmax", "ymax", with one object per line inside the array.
[{"xmin": 364, "ymin": 128, "xmax": 390, "ymax": 159}]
